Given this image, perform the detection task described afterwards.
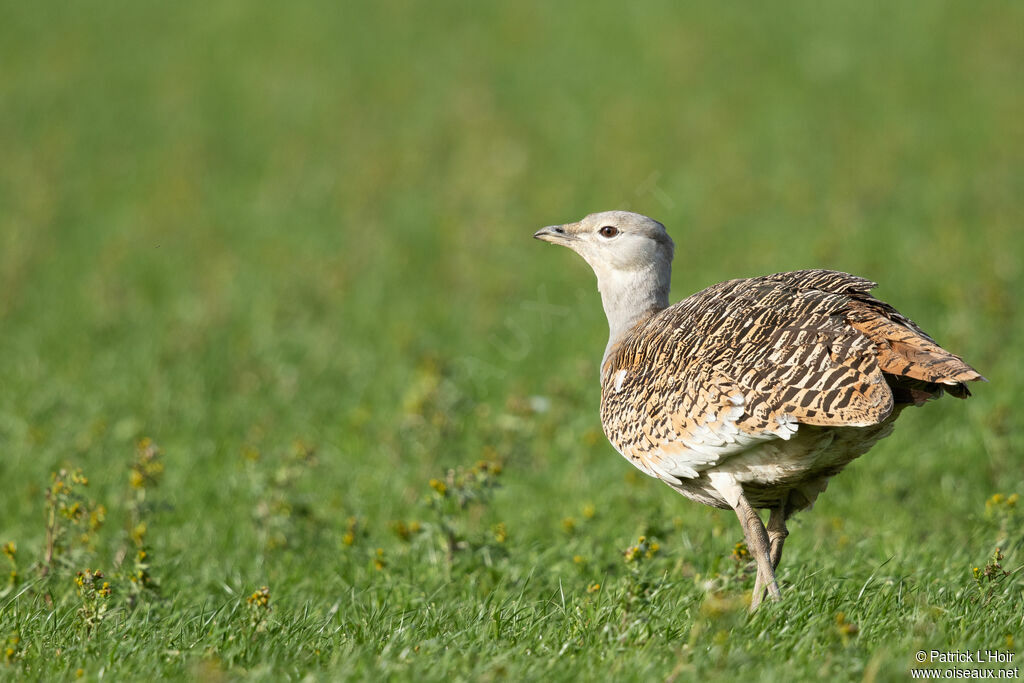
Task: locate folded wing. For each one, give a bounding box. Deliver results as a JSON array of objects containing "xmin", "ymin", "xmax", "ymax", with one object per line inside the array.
[{"xmin": 600, "ymin": 269, "xmax": 983, "ymax": 483}]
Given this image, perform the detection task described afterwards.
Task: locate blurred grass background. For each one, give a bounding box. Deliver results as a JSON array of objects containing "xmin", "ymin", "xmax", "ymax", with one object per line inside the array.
[{"xmin": 0, "ymin": 1, "xmax": 1021, "ymax": 679}]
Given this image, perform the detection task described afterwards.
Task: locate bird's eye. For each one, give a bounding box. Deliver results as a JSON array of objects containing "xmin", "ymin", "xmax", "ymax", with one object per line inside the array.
[{"xmin": 598, "ymin": 226, "xmax": 619, "ymax": 238}]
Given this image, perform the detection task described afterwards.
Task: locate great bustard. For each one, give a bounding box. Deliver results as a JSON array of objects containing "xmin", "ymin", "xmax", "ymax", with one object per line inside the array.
[{"xmin": 534, "ymin": 210, "xmax": 983, "ymax": 609}]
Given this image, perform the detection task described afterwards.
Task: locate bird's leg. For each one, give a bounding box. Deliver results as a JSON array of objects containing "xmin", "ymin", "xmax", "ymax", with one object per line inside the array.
[
  {"xmin": 753, "ymin": 504, "xmax": 790, "ymax": 605},
  {"xmin": 767, "ymin": 504, "xmax": 789, "ymax": 570},
  {"xmin": 733, "ymin": 494, "xmax": 781, "ymax": 610}
]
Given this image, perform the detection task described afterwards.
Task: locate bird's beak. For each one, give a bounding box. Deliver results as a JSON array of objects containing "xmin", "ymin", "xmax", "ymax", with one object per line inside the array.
[{"xmin": 533, "ymin": 223, "xmax": 576, "ymax": 245}]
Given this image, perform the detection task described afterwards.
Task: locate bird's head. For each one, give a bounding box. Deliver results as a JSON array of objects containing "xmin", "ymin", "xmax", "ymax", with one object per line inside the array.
[
  {"xmin": 533, "ymin": 210, "xmax": 674, "ymax": 277},
  {"xmin": 535, "ymin": 210, "xmax": 675, "ymax": 358}
]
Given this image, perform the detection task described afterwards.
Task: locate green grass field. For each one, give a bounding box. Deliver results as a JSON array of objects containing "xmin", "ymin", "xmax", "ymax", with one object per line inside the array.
[{"xmin": 1, "ymin": 2, "xmax": 1022, "ymax": 680}]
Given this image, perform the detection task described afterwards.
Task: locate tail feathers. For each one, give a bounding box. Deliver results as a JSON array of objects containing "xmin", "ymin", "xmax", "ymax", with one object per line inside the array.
[
  {"xmin": 887, "ymin": 376, "xmax": 970, "ymax": 406},
  {"xmin": 849, "ymin": 304, "xmax": 984, "ymax": 403}
]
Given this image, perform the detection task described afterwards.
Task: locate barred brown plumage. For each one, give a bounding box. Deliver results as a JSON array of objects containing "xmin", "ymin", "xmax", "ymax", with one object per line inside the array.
[{"xmin": 535, "ymin": 210, "xmax": 984, "ymax": 609}]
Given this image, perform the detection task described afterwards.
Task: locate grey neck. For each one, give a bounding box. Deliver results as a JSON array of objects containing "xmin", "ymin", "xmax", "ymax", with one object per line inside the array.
[{"xmin": 596, "ymin": 261, "xmax": 671, "ymax": 368}]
